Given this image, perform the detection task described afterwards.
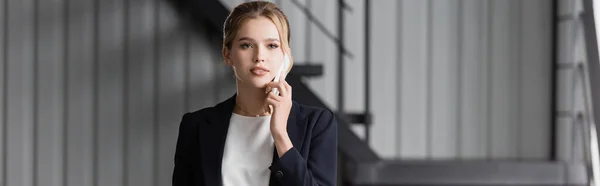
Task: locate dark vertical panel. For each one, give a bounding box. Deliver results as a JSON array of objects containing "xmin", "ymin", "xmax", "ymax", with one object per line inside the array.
[
  {"xmin": 425, "ymin": 0, "xmax": 432, "ymax": 159},
  {"xmin": 550, "ymin": 0, "xmax": 559, "ymax": 161},
  {"xmin": 555, "ymin": 0, "xmax": 573, "ymax": 161},
  {"xmin": 32, "ymin": 0, "xmax": 38, "ymax": 184},
  {"xmin": 508, "ymin": 0, "xmax": 522, "ymax": 159},
  {"xmin": 520, "ymin": 0, "xmax": 553, "ymax": 159},
  {"xmin": 157, "ymin": 1, "xmax": 186, "ymax": 185},
  {"xmin": 65, "ymin": 0, "xmax": 94, "ymax": 185},
  {"xmin": 96, "ymin": 0, "xmax": 125, "ymax": 184},
  {"xmin": 122, "ymin": 0, "xmax": 129, "ymax": 185},
  {"xmin": 393, "ymin": 0, "xmax": 402, "ymax": 157},
  {"xmin": 6, "ymin": 0, "xmax": 35, "ymax": 185},
  {"xmin": 61, "ymin": 0, "xmax": 69, "ymax": 184},
  {"xmin": 126, "ymin": 0, "xmax": 156, "ymax": 185},
  {"xmin": 36, "ymin": 0, "xmax": 66, "ymax": 185},
  {"xmin": 152, "ymin": 0, "xmax": 160, "ymax": 185},
  {"xmin": 0, "ymin": 0, "xmax": 5, "ymax": 184},
  {"xmin": 455, "ymin": 0, "xmax": 464, "ymax": 159},
  {"xmin": 92, "ymin": 0, "xmax": 99, "ymax": 184}
]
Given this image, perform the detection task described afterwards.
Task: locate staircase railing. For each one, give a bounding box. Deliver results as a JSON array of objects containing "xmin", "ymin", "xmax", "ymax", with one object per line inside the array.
[{"xmin": 575, "ymin": 0, "xmax": 600, "ymax": 184}]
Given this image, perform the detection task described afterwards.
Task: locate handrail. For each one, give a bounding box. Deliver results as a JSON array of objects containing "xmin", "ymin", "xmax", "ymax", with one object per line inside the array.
[
  {"xmin": 571, "ymin": 63, "xmax": 599, "ymax": 186},
  {"xmin": 574, "ymin": 0, "xmax": 600, "ymax": 185},
  {"xmin": 289, "ymin": 0, "xmax": 354, "ymax": 59}
]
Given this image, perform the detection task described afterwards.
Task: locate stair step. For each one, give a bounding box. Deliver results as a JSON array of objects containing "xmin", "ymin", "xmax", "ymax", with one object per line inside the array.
[
  {"xmin": 338, "ymin": 112, "xmax": 372, "ymax": 125},
  {"xmin": 349, "ymin": 160, "xmax": 587, "ymax": 186},
  {"xmin": 290, "ymin": 64, "xmax": 323, "ymax": 78}
]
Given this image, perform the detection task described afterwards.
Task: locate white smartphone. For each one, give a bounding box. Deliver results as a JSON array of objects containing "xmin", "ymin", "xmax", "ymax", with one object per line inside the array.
[{"xmin": 271, "ymin": 54, "xmax": 290, "ymax": 95}]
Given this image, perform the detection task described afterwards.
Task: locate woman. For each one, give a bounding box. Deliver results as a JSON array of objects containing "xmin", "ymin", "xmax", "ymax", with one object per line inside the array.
[{"xmin": 172, "ymin": 1, "xmax": 338, "ymax": 186}]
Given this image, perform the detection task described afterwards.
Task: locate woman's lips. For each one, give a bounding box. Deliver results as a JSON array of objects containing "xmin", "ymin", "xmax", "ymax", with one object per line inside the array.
[{"xmin": 250, "ymin": 67, "xmax": 270, "ymax": 76}]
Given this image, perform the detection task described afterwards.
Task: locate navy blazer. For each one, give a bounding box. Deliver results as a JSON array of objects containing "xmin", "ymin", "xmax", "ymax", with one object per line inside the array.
[{"xmin": 172, "ymin": 94, "xmax": 338, "ymax": 186}]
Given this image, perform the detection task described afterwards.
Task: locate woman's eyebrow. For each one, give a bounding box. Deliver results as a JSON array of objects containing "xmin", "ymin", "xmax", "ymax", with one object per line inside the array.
[
  {"xmin": 237, "ymin": 37, "xmax": 279, "ymax": 42},
  {"xmin": 237, "ymin": 37, "xmax": 254, "ymax": 42},
  {"xmin": 265, "ymin": 38, "xmax": 280, "ymax": 42}
]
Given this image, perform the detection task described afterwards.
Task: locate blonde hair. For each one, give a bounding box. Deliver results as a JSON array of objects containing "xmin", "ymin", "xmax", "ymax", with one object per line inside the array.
[{"xmin": 222, "ymin": 1, "xmax": 293, "ymax": 73}]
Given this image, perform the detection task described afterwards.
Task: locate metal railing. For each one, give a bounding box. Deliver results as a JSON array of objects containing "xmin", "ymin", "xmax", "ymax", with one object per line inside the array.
[
  {"xmin": 574, "ymin": 0, "xmax": 600, "ymax": 185},
  {"xmin": 569, "ymin": 62, "xmax": 599, "ymax": 186}
]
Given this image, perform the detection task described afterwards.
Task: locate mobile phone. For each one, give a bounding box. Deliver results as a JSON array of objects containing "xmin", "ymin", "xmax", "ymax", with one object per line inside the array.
[{"xmin": 271, "ymin": 54, "xmax": 290, "ymax": 95}]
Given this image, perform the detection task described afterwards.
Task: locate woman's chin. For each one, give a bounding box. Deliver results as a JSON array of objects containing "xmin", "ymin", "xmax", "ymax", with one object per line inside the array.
[{"xmin": 247, "ymin": 77, "xmax": 272, "ymax": 88}]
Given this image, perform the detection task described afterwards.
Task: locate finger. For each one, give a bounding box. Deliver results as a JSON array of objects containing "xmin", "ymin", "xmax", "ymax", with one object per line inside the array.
[
  {"xmin": 266, "ymin": 95, "xmax": 280, "ymax": 108},
  {"xmin": 268, "ymin": 91, "xmax": 283, "ymax": 101},
  {"xmin": 278, "ymin": 80, "xmax": 289, "ymax": 97},
  {"xmin": 267, "ymin": 81, "xmax": 286, "ymax": 95},
  {"xmin": 267, "ymin": 81, "xmax": 285, "ymax": 89}
]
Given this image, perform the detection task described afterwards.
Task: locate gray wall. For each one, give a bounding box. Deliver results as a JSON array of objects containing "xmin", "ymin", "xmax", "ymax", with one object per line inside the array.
[{"xmin": 0, "ymin": 0, "xmax": 558, "ymax": 186}]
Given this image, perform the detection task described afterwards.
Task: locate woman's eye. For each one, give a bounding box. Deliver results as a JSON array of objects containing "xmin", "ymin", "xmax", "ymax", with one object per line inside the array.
[
  {"xmin": 267, "ymin": 44, "xmax": 279, "ymax": 49},
  {"xmin": 240, "ymin": 43, "xmax": 252, "ymax": 49}
]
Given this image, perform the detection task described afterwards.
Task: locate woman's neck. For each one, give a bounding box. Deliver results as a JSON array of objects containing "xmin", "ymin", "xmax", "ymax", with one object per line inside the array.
[{"xmin": 234, "ymin": 81, "xmax": 270, "ymax": 117}]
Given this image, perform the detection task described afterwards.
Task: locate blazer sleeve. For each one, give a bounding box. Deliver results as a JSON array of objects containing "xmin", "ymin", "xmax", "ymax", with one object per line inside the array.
[
  {"xmin": 172, "ymin": 113, "xmax": 201, "ymax": 186},
  {"xmin": 277, "ymin": 109, "xmax": 338, "ymax": 186}
]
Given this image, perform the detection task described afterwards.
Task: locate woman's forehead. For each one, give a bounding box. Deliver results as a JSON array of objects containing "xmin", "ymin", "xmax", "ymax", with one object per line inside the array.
[{"xmin": 235, "ymin": 17, "xmax": 281, "ymax": 42}]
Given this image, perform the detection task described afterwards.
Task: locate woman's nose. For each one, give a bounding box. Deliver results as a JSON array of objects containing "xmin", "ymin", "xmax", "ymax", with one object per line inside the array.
[{"xmin": 254, "ymin": 49, "xmax": 266, "ymax": 62}]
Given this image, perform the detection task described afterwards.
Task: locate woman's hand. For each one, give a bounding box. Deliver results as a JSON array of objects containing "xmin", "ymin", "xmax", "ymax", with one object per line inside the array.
[
  {"xmin": 265, "ymin": 78, "xmax": 294, "ymax": 157},
  {"xmin": 265, "ymin": 77, "xmax": 292, "ymax": 133}
]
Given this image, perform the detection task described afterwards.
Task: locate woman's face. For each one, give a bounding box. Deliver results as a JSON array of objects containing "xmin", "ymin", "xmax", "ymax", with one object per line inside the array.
[{"xmin": 226, "ymin": 16, "xmax": 285, "ymax": 89}]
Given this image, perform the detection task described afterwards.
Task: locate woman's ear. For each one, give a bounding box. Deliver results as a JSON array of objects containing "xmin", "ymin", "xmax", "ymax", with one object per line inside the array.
[
  {"xmin": 284, "ymin": 46, "xmax": 293, "ymax": 73},
  {"xmin": 223, "ymin": 47, "xmax": 233, "ymax": 67}
]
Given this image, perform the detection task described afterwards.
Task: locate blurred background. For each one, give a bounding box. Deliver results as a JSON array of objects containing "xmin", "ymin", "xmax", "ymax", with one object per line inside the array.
[{"xmin": 1, "ymin": 0, "xmax": 599, "ymax": 185}]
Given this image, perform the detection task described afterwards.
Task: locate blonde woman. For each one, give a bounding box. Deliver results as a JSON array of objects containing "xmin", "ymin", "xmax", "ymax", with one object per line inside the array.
[{"xmin": 172, "ymin": 1, "xmax": 338, "ymax": 186}]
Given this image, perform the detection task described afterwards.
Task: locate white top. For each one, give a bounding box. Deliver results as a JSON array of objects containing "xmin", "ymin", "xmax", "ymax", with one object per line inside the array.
[{"xmin": 222, "ymin": 113, "xmax": 274, "ymax": 186}]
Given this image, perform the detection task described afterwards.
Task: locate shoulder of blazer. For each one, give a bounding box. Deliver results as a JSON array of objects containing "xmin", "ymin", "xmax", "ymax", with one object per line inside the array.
[
  {"xmin": 294, "ymin": 102, "xmax": 328, "ymax": 121},
  {"xmin": 181, "ymin": 107, "xmax": 223, "ymax": 131},
  {"xmin": 185, "ymin": 107, "xmax": 212, "ymax": 122},
  {"xmin": 292, "ymin": 102, "xmax": 336, "ymax": 135}
]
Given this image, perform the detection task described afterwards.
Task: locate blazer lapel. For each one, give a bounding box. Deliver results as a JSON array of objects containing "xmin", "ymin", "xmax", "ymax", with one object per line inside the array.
[
  {"xmin": 285, "ymin": 102, "xmax": 306, "ymax": 151},
  {"xmin": 198, "ymin": 94, "xmax": 236, "ymax": 186}
]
